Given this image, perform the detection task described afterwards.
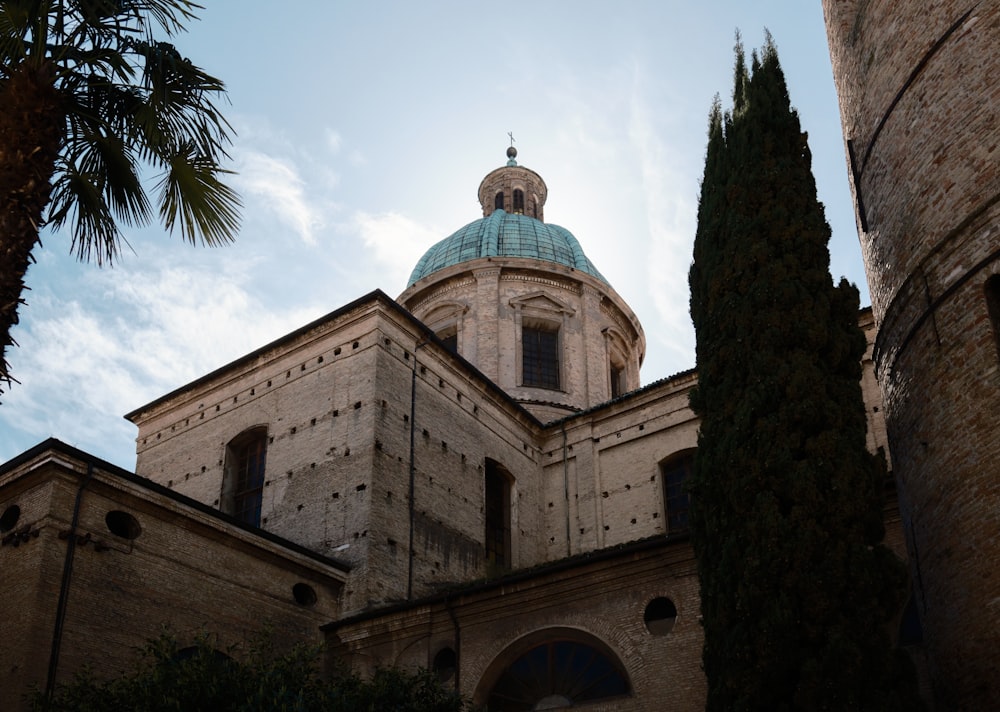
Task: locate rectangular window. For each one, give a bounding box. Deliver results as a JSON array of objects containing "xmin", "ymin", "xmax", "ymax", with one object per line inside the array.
[
  {"xmin": 662, "ymin": 454, "xmax": 693, "ymax": 534},
  {"xmin": 522, "ymin": 326, "xmax": 560, "ymax": 390},
  {"xmin": 485, "ymin": 460, "xmax": 511, "ymax": 568},
  {"xmin": 232, "ymin": 435, "xmax": 267, "ymax": 525},
  {"xmin": 610, "ymin": 364, "xmax": 624, "ymax": 399}
]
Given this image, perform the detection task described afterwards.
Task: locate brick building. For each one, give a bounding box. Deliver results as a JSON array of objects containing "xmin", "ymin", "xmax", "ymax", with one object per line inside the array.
[
  {"xmin": 0, "ymin": 145, "xmax": 917, "ymax": 711},
  {"xmin": 823, "ymin": 2, "xmax": 1000, "ymax": 709}
]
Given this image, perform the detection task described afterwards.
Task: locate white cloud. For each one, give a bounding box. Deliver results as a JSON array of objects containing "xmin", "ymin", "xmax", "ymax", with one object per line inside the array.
[
  {"xmin": 1, "ymin": 260, "xmax": 323, "ymax": 468},
  {"xmin": 628, "ymin": 67, "xmax": 697, "ymax": 372},
  {"xmin": 234, "ymin": 150, "xmax": 325, "ymax": 245},
  {"xmin": 354, "ymin": 211, "xmax": 441, "ymax": 288}
]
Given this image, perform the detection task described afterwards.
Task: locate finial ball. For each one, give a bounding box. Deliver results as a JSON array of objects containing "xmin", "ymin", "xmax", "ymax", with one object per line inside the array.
[{"xmin": 506, "ymin": 146, "xmax": 518, "ymax": 159}]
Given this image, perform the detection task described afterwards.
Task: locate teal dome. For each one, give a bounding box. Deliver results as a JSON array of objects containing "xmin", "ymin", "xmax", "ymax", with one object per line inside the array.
[{"xmin": 408, "ymin": 210, "xmax": 606, "ymax": 286}]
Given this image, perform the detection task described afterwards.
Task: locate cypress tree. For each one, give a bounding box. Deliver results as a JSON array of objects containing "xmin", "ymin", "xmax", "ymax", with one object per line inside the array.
[{"xmin": 688, "ymin": 35, "xmax": 922, "ymax": 711}]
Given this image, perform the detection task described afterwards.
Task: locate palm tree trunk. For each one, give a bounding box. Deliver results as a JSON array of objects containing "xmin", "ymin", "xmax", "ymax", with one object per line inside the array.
[{"xmin": 0, "ymin": 63, "xmax": 64, "ymax": 398}]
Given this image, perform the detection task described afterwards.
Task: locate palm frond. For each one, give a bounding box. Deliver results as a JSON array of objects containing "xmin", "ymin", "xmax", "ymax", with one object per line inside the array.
[
  {"xmin": 0, "ymin": 0, "xmax": 34, "ymax": 75},
  {"xmin": 47, "ymin": 153, "xmax": 126, "ymax": 265},
  {"xmin": 132, "ymin": 39, "xmax": 232, "ymax": 161},
  {"xmin": 156, "ymin": 145, "xmax": 240, "ymax": 246}
]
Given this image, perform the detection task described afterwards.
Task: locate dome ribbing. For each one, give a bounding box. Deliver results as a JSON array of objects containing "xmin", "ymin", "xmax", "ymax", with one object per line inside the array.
[{"xmin": 407, "ymin": 210, "xmax": 606, "ymax": 286}]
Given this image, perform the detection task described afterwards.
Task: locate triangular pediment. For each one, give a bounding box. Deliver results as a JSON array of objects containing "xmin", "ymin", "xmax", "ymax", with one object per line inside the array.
[{"xmin": 509, "ymin": 291, "xmax": 575, "ymax": 316}]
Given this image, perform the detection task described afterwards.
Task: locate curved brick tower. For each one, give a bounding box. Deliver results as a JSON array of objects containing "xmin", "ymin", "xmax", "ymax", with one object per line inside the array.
[{"xmin": 823, "ymin": 3, "xmax": 1000, "ymax": 708}]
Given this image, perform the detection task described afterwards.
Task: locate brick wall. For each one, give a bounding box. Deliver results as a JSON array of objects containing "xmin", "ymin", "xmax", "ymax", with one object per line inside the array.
[
  {"xmin": 0, "ymin": 450, "xmax": 345, "ymax": 711},
  {"xmin": 824, "ymin": 2, "xmax": 1000, "ymax": 707}
]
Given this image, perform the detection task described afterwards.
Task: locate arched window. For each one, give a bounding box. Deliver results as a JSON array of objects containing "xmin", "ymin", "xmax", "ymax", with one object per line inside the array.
[
  {"xmin": 660, "ymin": 450, "xmax": 694, "ymax": 534},
  {"xmin": 484, "ymin": 635, "xmax": 630, "ymax": 710},
  {"xmin": 513, "ymin": 189, "xmax": 524, "ymax": 214},
  {"xmin": 222, "ymin": 427, "xmax": 268, "ymax": 526},
  {"xmin": 495, "ymin": 192, "xmax": 505, "ymax": 210},
  {"xmin": 485, "ymin": 459, "xmax": 513, "ymax": 569},
  {"xmin": 433, "ymin": 646, "xmax": 457, "ymax": 684}
]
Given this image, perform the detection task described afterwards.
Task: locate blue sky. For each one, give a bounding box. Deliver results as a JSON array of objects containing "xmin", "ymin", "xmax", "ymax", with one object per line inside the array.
[{"xmin": 1, "ymin": 2, "xmax": 865, "ymax": 470}]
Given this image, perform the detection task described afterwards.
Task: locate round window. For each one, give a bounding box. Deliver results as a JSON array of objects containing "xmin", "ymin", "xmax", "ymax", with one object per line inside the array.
[
  {"xmin": 105, "ymin": 510, "xmax": 142, "ymax": 540},
  {"xmin": 292, "ymin": 582, "xmax": 317, "ymax": 606},
  {"xmin": 0, "ymin": 504, "xmax": 21, "ymax": 532},
  {"xmin": 644, "ymin": 597, "xmax": 677, "ymax": 636}
]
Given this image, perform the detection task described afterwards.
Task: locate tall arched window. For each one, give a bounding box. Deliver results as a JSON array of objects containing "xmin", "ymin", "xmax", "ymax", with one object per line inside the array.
[
  {"xmin": 495, "ymin": 192, "xmax": 504, "ymax": 210},
  {"xmin": 222, "ymin": 426, "xmax": 268, "ymax": 526},
  {"xmin": 660, "ymin": 450, "xmax": 694, "ymax": 534},
  {"xmin": 513, "ymin": 189, "xmax": 524, "ymax": 214},
  {"xmin": 485, "ymin": 459, "xmax": 513, "ymax": 569}
]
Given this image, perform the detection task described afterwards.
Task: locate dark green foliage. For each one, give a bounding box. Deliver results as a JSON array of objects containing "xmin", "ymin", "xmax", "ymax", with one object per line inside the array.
[
  {"xmin": 687, "ymin": 34, "xmax": 923, "ymax": 711},
  {"xmin": 36, "ymin": 631, "xmax": 473, "ymax": 712}
]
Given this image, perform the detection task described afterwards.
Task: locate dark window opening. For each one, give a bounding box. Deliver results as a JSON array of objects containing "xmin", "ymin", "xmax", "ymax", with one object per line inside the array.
[
  {"xmin": 0, "ymin": 505, "xmax": 21, "ymax": 532},
  {"xmin": 495, "ymin": 192, "xmax": 504, "ymax": 210},
  {"xmin": 644, "ymin": 597, "xmax": 677, "ymax": 635},
  {"xmin": 513, "ymin": 189, "xmax": 524, "ymax": 214},
  {"xmin": 292, "ymin": 582, "xmax": 317, "ymax": 607},
  {"xmin": 522, "ymin": 325, "xmax": 559, "ymax": 390},
  {"xmin": 224, "ymin": 427, "xmax": 268, "ymax": 526},
  {"xmin": 485, "ymin": 459, "xmax": 512, "ymax": 569},
  {"xmin": 487, "ymin": 639, "xmax": 630, "ymax": 711},
  {"xmin": 610, "ymin": 364, "xmax": 625, "ymax": 399},
  {"xmin": 433, "ymin": 647, "xmax": 457, "ymax": 684},
  {"xmin": 105, "ymin": 510, "xmax": 142, "ymax": 540},
  {"xmin": 661, "ymin": 452, "xmax": 693, "ymax": 534},
  {"xmin": 985, "ymin": 276, "xmax": 1000, "ymax": 359},
  {"xmin": 438, "ymin": 327, "xmax": 458, "ymax": 354}
]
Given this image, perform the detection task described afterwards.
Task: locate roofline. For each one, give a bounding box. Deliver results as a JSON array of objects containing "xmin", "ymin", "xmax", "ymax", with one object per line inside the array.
[
  {"xmin": 124, "ymin": 289, "xmax": 544, "ymax": 431},
  {"xmin": 540, "ymin": 304, "xmax": 876, "ymax": 429},
  {"xmin": 0, "ymin": 438, "xmax": 352, "ymax": 574},
  {"xmin": 323, "ymin": 534, "xmax": 686, "ymax": 631},
  {"xmin": 125, "ymin": 289, "xmax": 391, "ymax": 421}
]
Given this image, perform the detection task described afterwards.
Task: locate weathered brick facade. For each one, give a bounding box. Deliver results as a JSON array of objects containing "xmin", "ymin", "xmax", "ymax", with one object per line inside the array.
[
  {"xmin": 0, "ymin": 444, "xmax": 347, "ymax": 711},
  {"xmin": 824, "ymin": 3, "xmax": 1000, "ymax": 708},
  {"xmin": 1, "ymin": 152, "xmax": 914, "ymax": 710}
]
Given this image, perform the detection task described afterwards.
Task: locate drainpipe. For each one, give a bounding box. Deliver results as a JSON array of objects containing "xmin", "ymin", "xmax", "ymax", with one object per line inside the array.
[
  {"xmin": 561, "ymin": 423, "xmax": 571, "ymax": 558},
  {"xmin": 44, "ymin": 460, "xmax": 95, "ymax": 709},
  {"xmin": 408, "ymin": 339, "xmax": 427, "ymax": 600}
]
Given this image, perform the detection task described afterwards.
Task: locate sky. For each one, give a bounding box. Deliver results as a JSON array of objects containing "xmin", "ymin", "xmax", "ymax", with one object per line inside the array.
[{"xmin": 0, "ymin": 1, "xmax": 867, "ymax": 470}]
